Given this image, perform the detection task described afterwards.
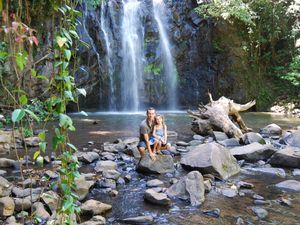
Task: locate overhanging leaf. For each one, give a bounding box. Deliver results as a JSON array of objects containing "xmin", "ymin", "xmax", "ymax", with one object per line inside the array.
[{"xmin": 12, "ymin": 109, "xmax": 25, "ymax": 123}]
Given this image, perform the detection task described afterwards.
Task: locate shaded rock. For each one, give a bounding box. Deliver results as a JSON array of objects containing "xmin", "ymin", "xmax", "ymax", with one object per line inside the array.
[
  {"xmin": 75, "ymin": 175, "xmax": 95, "ymax": 201},
  {"xmin": 193, "ymin": 135, "xmax": 205, "ymax": 141},
  {"xmin": 259, "ymin": 124, "xmax": 282, "ymax": 137},
  {"xmin": 0, "ymin": 176, "xmax": 12, "ymax": 197},
  {"xmin": 167, "ymin": 171, "xmax": 205, "ymax": 206},
  {"xmin": 121, "ymin": 215, "xmax": 153, "ymax": 224},
  {"xmin": 100, "ymin": 152, "xmax": 116, "ymax": 161},
  {"xmin": 253, "ymin": 194, "xmax": 264, "ymax": 200},
  {"xmin": 108, "ymin": 190, "xmax": 118, "ymax": 197},
  {"xmin": 13, "ymin": 198, "xmax": 31, "ymax": 212},
  {"xmin": 136, "ymin": 154, "xmax": 175, "ymax": 174},
  {"xmin": 24, "ymin": 193, "xmax": 40, "ymax": 203},
  {"xmin": 244, "ymin": 167, "xmax": 286, "ymax": 177},
  {"xmin": 250, "ymin": 207, "xmax": 268, "ymax": 219},
  {"xmin": 181, "ymin": 143, "xmax": 240, "ymax": 180},
  {"xmin": 237, "ymin": 181, "xmax": 254, "ymax": 189},
  {"xmin": 24, "ymin": 136, "xmax": 39, "ymax": 147},
  {"xmin": 102, "ymin": 170, "xmax": 121, "ymax": 180},
  {"xmin": 41, "ymin": 191, "xmax": 59, "ymax": 213},
  {"xmin": 97, "ymin": 178, "xmax": 116, "ymax": 189},
  {"xmin": 280, "ymin": 130, "xmax": 300, "ymax": 147},
  {"xmin": 4, "ymin": 216, "xmax": 22, "ymax": 225},
  {"xmin": 213, "ymin": 131, "xmax": 228, "ymax": 142},
  {"xmin": 123, "ymin": 146, "xmax": 141, "ymax": 158},
  {"xmin": 176, "ymin": 147, "xmax": 189, "ymax": 153},
  {"xmin": 188, "ymin": 140, "xmax": 203, "ymax": 146},
  {"xmin": 202, "ymin": 208, "xmax": 220, "ymax": 218},
  {"xmin": 254, "ymin": 200, "xmax": 270, "ymax": 205},
  {"xmin": 176, "ymin": 141, "xmax": 189, "ymax": 147},
  {"xmin": 146, "ymin": 179, "xmax": 164, "ymax": 188},
  {"xmin": 170, "ymin": 178, "xmax": 178, "ymax": 185},
  {"xmin": 0, "ymin": 197, "xmax": 15, "ymax": 217},
  {"xmin": 241, "ymin": 132, "xmax": 265, "ymax": 145},
  {"xmin": 203, "ymin": 179, "xmax": 212, "ymax": 193},
  {"xmin": 124, "ymin": 174, "xmax": 131, "ymax": 182},
  {"xmin": 22, "ymin": 178, "xmax": 37, "ymax": 188},
  {"xmin": 218, "ymin": 138, "xmax": 241, "ymax": 148},
  {"xmin": 103, "ymin": 143, "xmax": 119, "ymax": 153},
  {"xmin": 80, "ymin": 199, "xmax": 112, "ymax": 216},
  {"xmin": 94, "ymin": 160, "xmax": 117, "ymax": 172},
  {"xmin": 80, "ymin": 215, "xmax": 106, "ymax": 225},
  {"xmin": 76, "ymin": 151, "xmax": 99, "ymax": 163},
  {"xmin": 12, "ymin": 187, "xmax": 42, "ymax": 198},
  {"xmin": 144, "ymin": 189, "xmax": 170, "ymax": 206},
  {"xmin": 32, "ymin": 202, "xmax": 50, "ymax": 220},
  {"xmin": 269, "ymin": 146, "xmax": 300, "ymax": 168},
  {"xmin": 277, "ymin": 197, "xmax": 292, "ymax": 207},
  {"xmin": 230, "ymin": 143, "xmax": 276, "ymax": 162},
  {"xmin": 0, "ymin": 158, "xmax": 16, "ymax": 168},
  {"xmin": 275, "ymin": 180, "xmax": 300, "ymax": 192},
  {"xmin": 222, "ymin": 188, "xmax": 238, "ymax": 198},
  {"xmin": 44, "ymin": 170, "xmax": 59, "ymax": 179},
  {"xmin": 123, "ymin": 137, "xmax": 139, "ymax": 146}
]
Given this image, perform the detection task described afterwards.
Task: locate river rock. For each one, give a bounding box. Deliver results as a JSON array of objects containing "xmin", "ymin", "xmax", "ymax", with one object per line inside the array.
[
  {"xmin": 4, "ymin": 216, "xmax": 22, "ymax": 225},
  {"xmin": 203, "ymin": 179, "xmax": 212, "ymax": 193},
  {"xmin": 181, "ymin": 143, "xmax": 240, "ymax": 180},
  {"xmin": 22, "ymin": 178, "xmax": 37, "ymax": 188},
  {"xmin": 292, "ymin": 169, "xmax": 300, "ymax": 176},
  {"xmin": 176, "ymin": 141, "xmax": 189, "ymax": 147},
  {"xmin": 103, "ymin": 143, "xmax": 119, "ymax": 153},
  {"xmin": 218, "ymin": 138, "xmax": 241, "ymax": 148},
  {"xmin": 213, "ymin": 131, "xmax": 228, "ymax": 142},
  {"xmin": 100, "ymin": 152, "xmax": 116, "ymax": 161},
  {"xmin": 188, "ymin": 140, "xmax": 203, "ymax": 146},
  {"xmin": 0, "ymin": 158, "xmax": 16, "ymax": 168},
  {"xmin": 80, "ymin": 199, "xmax": 112, "ymax": 216},
  {"xmin": 230, "ymin": 143, "xmax": 276, "ymax": 162},
  {"xmin": 24, "ymin": 136, "xmax": 40, "ymax": 147},
  {"xmin": 144, "ymin": 189, "xmax": 170, "ymax": 205},
  {"xmin": 237, "ymin": 181, "xmax": 254, "ymax": 189},
  {"xmin": 193, "ymin": 134, "xmax": 205, "ymax": 141},
  {"xmin": 94, "ymin": 160, "xmax": 117, "ymax": 172},
  {"xmin": 41, "ymin": 191, "xmax": 59, "ymax": 213},
  {"xmin": 146, "ymin": 179, "xmax": 164, "ymax": 188},
  {"xmin": 167, "ymin": 171, "xmax": 205, "ymax": 206},
  {"xmin": 76, "ymin": 151, "xmax": 99, "ymax": 163},
  {"xmin": 251, "ymin": 207, "xmax": 268, "ymax": 219},
  {"xmin": 0, "ymin": 197, "xmax": 15, "ymax": 217},
  {"xmin": 222, "ymin": 188, "xmax": 238, "ymax": 198},
  {"xmin": 12, "ymin": 187, "xmax": 42, "ymax": 198},
  {"xmin": 123, "ymin": 137, "xmax": 139, "ymax": 146},
  {"xmin": 136, "ymin": 154, "xmax": 175, "ymax": 174},
  {"xmin": 0, "ymin": 131, "xmax": 14, "ymax": 151},
  {"xmin": 202, "ymin": 208, "xmax": 220, "ymax": 218},
  {"xmin": 0, "ymin": 176, "xmax": 12, "ymax": 197},
  {"xmin": 241, "ymin": 132, "xmax": 265, "ymax": 145},
  {"xmin": 259, "ymin": 123, "xmax": 282, "ymax": 137},
  {"xmin": 280, "ymin": 130, "xmax": 300, "ymax": 147},
  {"xmin": 269, "ymin": 146, "xmax": 300, "ymax": 168},
  {"xmin": 102, "ymin": 170, "xmax": 121, "ymax": 180},
  {"xmin": 32, "ymin": 202, "xmax": 50, "ymax": 220},
  {"xmin": 275, "ymin": 180, "xmax": 300, "ymax": 191},
  {"xmin": 123, "ymin": 145, "xmax": 141, "ymax": 158},
  {"xmin": 44, "ymin": 170, "xmax": 59, "ymax": 179},
  {"xmin": 121, "ymin": 215, "xmax": 153, "ymax": 224},
  {"xmin": 80, "ymin": 215, "xmax": 106, "ymax": 225},
  {"xmin": 13, "ymin": 198, "xmax": 31, "ymax": 212},
  {"xmin": 244, "ymin": 167, "xmax": 286, "ymax": 177}
]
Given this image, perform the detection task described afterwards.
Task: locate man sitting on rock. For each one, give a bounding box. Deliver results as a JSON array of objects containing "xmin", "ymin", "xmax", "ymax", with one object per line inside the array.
[{"xmin": 137, "ymin": 107, "xmax": 158, "ymax": 160}]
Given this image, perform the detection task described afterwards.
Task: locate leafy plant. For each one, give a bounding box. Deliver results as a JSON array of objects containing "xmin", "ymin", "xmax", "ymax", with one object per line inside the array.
[{"xmin": 144, "ymin": 63, "xmax": 163, "ymax": 76}]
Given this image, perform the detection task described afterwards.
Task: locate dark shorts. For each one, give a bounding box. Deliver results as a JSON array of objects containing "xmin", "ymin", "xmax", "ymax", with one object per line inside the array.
[{"xmin": 137, "ymin": 140, "xmax": 154, "ymax": 149}]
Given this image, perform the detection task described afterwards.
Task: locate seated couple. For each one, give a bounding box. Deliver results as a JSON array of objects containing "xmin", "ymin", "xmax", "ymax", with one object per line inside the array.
[{"xmin": 137, "ymin": 107, "xmax": 171, "ymax": 160}]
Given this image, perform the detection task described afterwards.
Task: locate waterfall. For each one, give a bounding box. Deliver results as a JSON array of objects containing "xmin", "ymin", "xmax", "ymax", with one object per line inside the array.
[
  {"xmin": 120, "ymin": 0, "xmax": 145, "ymax": 112},
  {"xmin": 152, "ymin": 0, "xmax": 178, "ymax": 110},
  {"xmin": 100, "ymin": 1, "xmax": 116, "ymax": 110}
]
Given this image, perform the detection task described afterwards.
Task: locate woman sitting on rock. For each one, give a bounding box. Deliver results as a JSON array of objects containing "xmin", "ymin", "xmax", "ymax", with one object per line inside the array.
[{"xmin": 152, "ymin": 114, "xmax": 171, "ymax": 154}]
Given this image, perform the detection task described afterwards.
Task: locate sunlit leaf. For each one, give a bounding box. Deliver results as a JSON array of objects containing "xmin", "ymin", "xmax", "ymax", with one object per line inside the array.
[
  {"xmin": 33, "ymin": 150, "xmax": 40, "ymax": 160},
  {"xmin": 64, "ymin": 49, "xmax": 71, "ymax": 61},
  {"xmin": 24, "ymin": 109, "xmax": 40, "ymax": 122},
  {"xmin": 77, "ymin": 88, "xmax": 86, "ymax": 97},
  {"xmin": 56, "ymin": 36, "xmax": 67, "ymax": 48},
  {"xmin": 19, "ymin": 94, "xmax": 28, "ymax": 106},
  {"xmin": 12, "ymin": 109, "xmax": 25, "ymax": 123}
]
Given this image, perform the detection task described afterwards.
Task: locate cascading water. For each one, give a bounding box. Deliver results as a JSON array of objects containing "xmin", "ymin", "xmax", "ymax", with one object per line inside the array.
[
  {"xmin": 152, "ymin": 0, "xmax": 178, "ymax": 110},
  {"xmin": 120, "ymin": 0, "xmax": 145, "ymax": 111},
  {"xmin": 100, "ymin": 1, "xmax": 117, "ymax": 110}
]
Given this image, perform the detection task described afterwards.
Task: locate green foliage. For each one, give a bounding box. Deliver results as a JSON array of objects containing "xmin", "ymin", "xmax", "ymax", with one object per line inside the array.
[
  {"xmin": 144, "ymin": 63, "xmax": 163, "ymax": 76},
  {"xmin": 281, "ymin": 53, "xmax": 300, "ymax": 86}
]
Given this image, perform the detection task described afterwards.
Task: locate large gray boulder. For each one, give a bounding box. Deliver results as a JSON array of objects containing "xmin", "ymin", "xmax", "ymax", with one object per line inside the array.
[
  {"xmin": 80, "ymin": 200, "xmax": 112, "ymax": 216},
  {"xmin": 136, "ymin": 154, "xmax": 175, "ymax": 174},
  {"xmin": 241, "ymin": 132, "xmax": 265, "ymax": 145},
  {"xmin": 76, "ymin": 151, "xmax": 99, "ymax": 163},
  {"xmin": 32, "ymin": 202, "xmax": 50, "ymax": 220},
  {"xmin": 41, "ymin": 191, "xmax": 59, "ymax": 213},
  {"xmin": 13, "ymin": 197, "xmax": 31, "ymax": 212},
  {"xmin": 94, "ymin": 160, "xmax": 117, "ymax": 172},
  {"xmin": 259, "ymin": 123, "xmax": 282, "ymax": 137},
  {"xmin": 167, "ymin": 171, "xmax": 205, "ymax": 206},
  {"xmin": 0, "ymin": 158, "xmax": 16, "ymax": 168},
  {"xmin": 275, "ymin": 180, "xmax": 300, "ymax": 192},
  {"xmin": 75, "ymin": 175, "xmax": 95, "ymax": 201},
  {"xmin": 281, "ymin": 130, "xmax": 300, "ymax": 147},
  {"xmin": 180, "ymin": 143, "xmax": 240, "ymax": 180},
  {"xmin": 269, "ymin": 146, "xmax": 300, "ymax": 168},
  {"xmin": 230, "ymin": 143, "xmax": 276, "ymax": 162}
]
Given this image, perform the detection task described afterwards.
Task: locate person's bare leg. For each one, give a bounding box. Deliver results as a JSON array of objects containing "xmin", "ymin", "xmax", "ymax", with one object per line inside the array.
[
  {"xmin": 138, "ymin": 147, "xmax": 145, "ymax": 157},
  {"xmin": 149, "ymin": 148, "xmax": 156, "ymax": 160}
]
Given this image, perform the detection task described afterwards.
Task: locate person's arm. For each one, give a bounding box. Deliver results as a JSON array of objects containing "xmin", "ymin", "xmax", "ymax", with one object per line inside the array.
[{"xmin": 152, "ymin": 126, "xmax": 159, "ymax": 140}]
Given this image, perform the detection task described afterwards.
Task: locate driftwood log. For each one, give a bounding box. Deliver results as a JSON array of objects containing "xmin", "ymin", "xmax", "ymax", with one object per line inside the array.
[{"xmin": 188, "ymin": 93, "xmax": 256, "ymax": 139}]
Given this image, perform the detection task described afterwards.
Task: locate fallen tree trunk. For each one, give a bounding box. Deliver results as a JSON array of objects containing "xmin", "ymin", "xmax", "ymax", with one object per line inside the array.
[{"xmin": 188, "ymin": 93, "xmax": 256, "ymax": 139}]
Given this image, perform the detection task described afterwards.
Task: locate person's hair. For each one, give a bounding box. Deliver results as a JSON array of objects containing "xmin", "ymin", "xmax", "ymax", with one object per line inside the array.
[
  {"xmin": 155, "ymin": 114, "xmax": 165, "ymax": 125},
  {"xmin": 146, "ymin": 107, "xmax": 156, "ymax": 114}
]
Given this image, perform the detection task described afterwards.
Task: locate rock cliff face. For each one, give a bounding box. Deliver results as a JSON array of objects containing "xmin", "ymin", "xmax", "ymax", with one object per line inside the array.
[{"xmin": 75, "ymin": 0, "xmax": 253, "ymax": 111}]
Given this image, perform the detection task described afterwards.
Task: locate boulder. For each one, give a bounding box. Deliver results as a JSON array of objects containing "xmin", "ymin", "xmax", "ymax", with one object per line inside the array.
[
  {"xmin": 80, "ymin": 200, "xmax": 112, "ymax": 216},
  {"xmin": 218, "ymin": 138, "xmax": 241, "ymax": 148},
  {"xmin": 97, "ymin": 178, "xmax": 116, "ymax": 189},
  {"xmin": 121, "ymin": 216, "xmax": 153, "ymax": 224},
  {"xmin": 79, "ymin": 215, "xmax": 106, "ymax": 225},
  {"xmin": 146, "ymin": 179, "xmax": 164, "ymax": 188},
  {"xmin": 275, "ymin": 180, "xmax": 300, "ymax": 192},
  {"xmin": 13, "ymin": 198, "xmax": 31, "ymax": 212},
  {"xmin": 259, "ymin": 124, "xmax": 282, "ymax": 137},
  {"xmin": 75, "ymin": 176, "xmax": 95, "ymax": 201},
  {"xmin": 230, "ymin": 143, "xmax": 276, "ymax": 162},
  {"xmin": 0, "ymin": 176, "xmax": 12, "ymax": 197},
  {"xmin": 0, "ymin": 158, "xmax": 16, "ymax": 168},
  {"xmin": 4, "ymin": 216, "xmax": 22, "ymax": 225},
  {"xmin": 123, "ymin": 137, "xmax": 139, "ymax": 146},
  {"xmin": 241, "ymin": 132, "xmax": 265, "ymax": 145},
  {"xmin": 0, "ymin": 131, "xmax": 14, "ymax": 151},
  {"xmin": 32, "ymin": 202, "xmax": 50, "ymax": 220},
  {"xmin": 41, "ymin": 191, "xmax": 59, "ymax": 213},
  {"xmin": 24, "ymin": 136, "xmax": 40, "ymax": 147},
  {"xmin": 94, "ymin": 160, "xmax": 117, "ymax": 172},
  {"xmin": 102, "ymin": 170, "xmax": 121, "ymax": 180},
  {"xmin": 250, "ymin": 207, "xmax": 268, "ymax": 219},
  {"xmin": 103, "ymin": 143, "xmax": 119, "ymax": 153},
  {"xmin": 269, "ymin": 146, "xmax": 300, "ymax": 168},
  {"xmin": 76, "ymin": 151, "xmax": 99, "ymax": 163},
  {"xmin": 123, "ymin": 146, "xmax": 141, "ymax": 158},
  {"xmin": 244, "ymin": 167, "xmax": 286, "ymax": 178},
  {"xmin": 12, "ymin": 187, "xmax": 42, "ymax": 198},
  {"xmin": 280, "ymin": 130, "xmax": 300, "ymax": 147},
  {"xmin": 144, "ymin": 189, "xmax": 170, "ymax": 206},
  {"xmin": 180, "ymin": 143, "xmax": 240, "ymax": 180},
  {"xmin": 167, "ymin": 171, "xmax": 205, "ymax": 206},
  {"xmin": 136, "ymin": 154, "xmax": 175, "ymax": 174},
  {"xmin": 0, "ymin": 197, "xmax": 15, "ymax": 217},
  {"xmin": 212, "ymin": 131, "xmax": 229, "ymax": 142}
]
